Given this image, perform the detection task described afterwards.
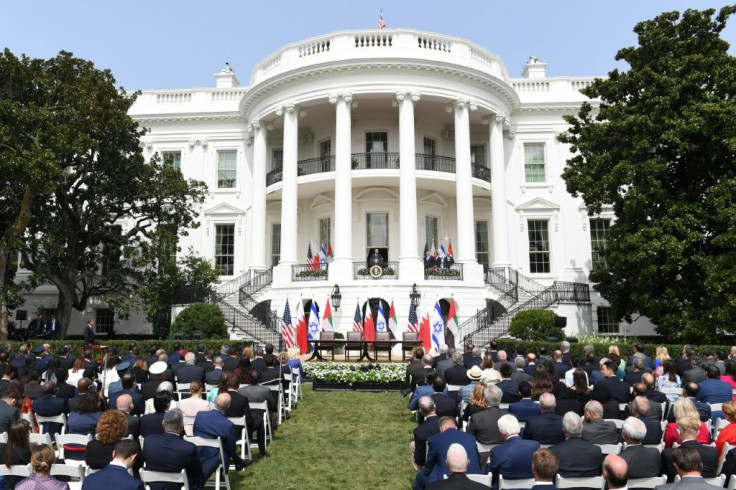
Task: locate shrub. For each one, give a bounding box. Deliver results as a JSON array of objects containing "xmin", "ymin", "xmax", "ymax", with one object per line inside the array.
[
  {"xmin": 170, "ymin": 303, "xmax": 227, "ymax": 338},
  {"xmin": 508, "ymin": 309, "xmax": 563, "ymax": 341}
]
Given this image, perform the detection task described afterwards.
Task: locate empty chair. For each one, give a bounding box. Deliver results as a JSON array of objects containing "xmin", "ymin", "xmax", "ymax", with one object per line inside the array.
[
  {"xmin": 35, "ymin": 413, "xmax": 67, "ymax": 437},
  {"xmin": 249, "ymin": 400, "xmax": 273, "ymax": 444},
  {"xmin": 344, "ymin": 331, "xmax": 364, "ymax": 361},
  {"xmin": 140, "ymin": 468, "xmax": 189, "ymax": 490},
  {"xmin": 373, "ymin": 332, "xmax": 393, "ymax": 361},
  {"xmin": 316, "ymin": 331, "xmax": 336, "ymax": 361},
  {"xmin": 401, "ymin": 331, "xmax": 419, "ymax": 361},
  {"xmin": 555, "ymin": 475, "xmax": 605, "ymax": 490},
  {"xmin": 50, "ymin": 463, "xmax": 86, "ymax": 490},
  {"xmin": 226, "ymin": 416, "xmax": 252, "ymax": 463},
  {"xmin": 29, "ymin": 433, "xmax": 53, "ymax": 446}
]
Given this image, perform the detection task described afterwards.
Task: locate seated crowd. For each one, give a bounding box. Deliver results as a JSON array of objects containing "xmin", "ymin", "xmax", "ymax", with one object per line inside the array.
[
  {"xmin": 407, "ymin": 341, "xmax": 736, "ymax": 489},
  {"xmin": 0, "ymin": 340, "xmax": 302, "ymax": 489}
]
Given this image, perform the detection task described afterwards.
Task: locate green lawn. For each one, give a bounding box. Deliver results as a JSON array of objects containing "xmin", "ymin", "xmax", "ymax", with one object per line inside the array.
[{"xmin": 229, "ymin": 384, "xmax": 417, "ymax": 489}]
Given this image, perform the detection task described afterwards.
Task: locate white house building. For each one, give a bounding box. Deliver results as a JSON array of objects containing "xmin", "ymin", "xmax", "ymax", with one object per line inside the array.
[{"xmin": 16, "ymin": 29, "xmax": 657, "ymax": 343}]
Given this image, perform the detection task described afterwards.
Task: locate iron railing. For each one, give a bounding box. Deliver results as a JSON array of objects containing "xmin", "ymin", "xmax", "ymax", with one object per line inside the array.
[
  {"xmin": 266, "ymin": 168, "xmax": 282, "ymax": 186},
  {"xmin": 352, "ymin": 261, "xmax": 399, "ymax": 280},
  {"xmin": 291, "ymin": 263, "xmax": 329, "ymax": 282},
  {"xmin": 424, "ymin": 264, "xmax": 463, "ymax": 280},
  {"xmin": 351, "ymin": 152, "xmax": 400, "ymax": 170},
  {"xmin": 299, "ymin": 156, "xmax": 335, "ymax": 176},
  {"xmin": 415, "ymin": 154, "xmax": 456, "ymax": 173},
  {"xmin": 471, "ymin": 163, "xmax": 491, "ymax": 182},
  {"xmin": 210, "ymin": 290, "xmax": 280, "ymax": 346}
]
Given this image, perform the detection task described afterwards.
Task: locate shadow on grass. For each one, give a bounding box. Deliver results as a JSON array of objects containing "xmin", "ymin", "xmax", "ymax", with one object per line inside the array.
[{"xmin": 229, "ymin": 383, "xmax": 417, "ymax": 489}]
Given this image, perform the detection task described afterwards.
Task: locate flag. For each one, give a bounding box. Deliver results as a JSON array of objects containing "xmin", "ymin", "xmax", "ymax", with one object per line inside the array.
[
  {"xmin": 388, "ymin": 300, "xmax": 398, "ymax": 338},
  {"xmin": 447, "ymin": 297, "xmax": 459, "ymax": 337},
  {"xmin": 322, "ymin": 297, "xmax": 333, "ymax": 332},
  {"xmin": 431, "ymin": 239, "xmax": 436, "ymax": 256},
  {"xmin": 447, "ymin": 240, "xmax": 453, "ymax": 256},
  {"xmin": 364, "ymin": 307, "xmax": 375, "ymax": 344},
  {"xmin": 295, "ymin": 301, "xmax": 308, "ymax": 355},
  {"xmin": 308, "ymin": 301, "xmax": 320, "ymax": 346},
  {"xmin": 375, "ymin": 303, "xmax": 387, "ymax": 334},
  {"xmin": 407, "ymin": 302, "xmax": 419, "ymax": 333},
  {"xmin": 439, "ymin": 243, "xmax": 446, "ymax": 260},
  {"xmin": 320, "ymin": 243, "xmax": 327, "ymax": 264},
  {"xmin": 430, "ymin": 300, "xmax": 445, "ymax": 354},
  {"xmin": 313, "ymin": 251, "xmax": 321, "ymax": 270},
  {"xmin": 353, "ymin": 302, "xmax": 363, "ymax": 333},
  {"xmin": 418, "ymin": 311, "xmax": 431, "ymax": 351},
  {"xmin": 327, "ymin": 242, "xmax": 333, "ymax": 260},
  {"xmin": 378, "ymin": 9, "xmax": 386, "ymax": 29},
  {"xmin": 281, "ymin": 300, "xmax": 295, "ymax": 349},
  {"xmin": 423, "ymin": 241, "xmax": 429, "ymax": 256},
  {"xmin": 307, "ymin": 243, "xmax": 314, "ymax": 270}
]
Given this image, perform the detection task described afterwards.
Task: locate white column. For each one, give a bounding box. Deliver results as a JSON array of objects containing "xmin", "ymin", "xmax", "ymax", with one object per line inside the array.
[
  {"xmin": 397, "ymin": 92, "xmax": 421, "ymax": 267},
  {"xmin": 488, "ymin": 115, "xmax": 510, "ymax": 266},
  {"xmin": 250, "ymin": 121, "xmax": 268, "ymax": 270},
  {"xmin": 329, "ymin": 94, "xmax": 353, "ymax": 281},
  {"xmin": 452, "ymin": 100, "xmax": 476, "ymax": 263},
  {"xmin": 278, "ymin": 105, "xmax": 300, "ymax": 265}
]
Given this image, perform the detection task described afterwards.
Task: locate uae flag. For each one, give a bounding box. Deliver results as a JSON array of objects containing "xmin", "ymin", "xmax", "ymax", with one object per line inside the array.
[
  {"xmin": 388, "ymin": 300, "xmax": 398, "ymax": 338},
  {"xmin": 322, "ymin": 298, "xmax": 333, "ymax": 332},
  {"xmin": 446, "ymin": 297, "xmax": 459, "ymax": 348}
]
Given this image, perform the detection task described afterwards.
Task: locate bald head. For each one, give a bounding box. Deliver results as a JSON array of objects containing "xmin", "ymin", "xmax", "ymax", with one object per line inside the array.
[
  {"xmin": 185, "ymin": 352, "xmax": 196, "ymax": 364},
  {"xmin": 116, "ymin": 393, "xmax": 133, "ymax": 412},
  {"xmin": 77, "ymin": 378, "xmax": 91, "ymax": 393},
  {"xmin": 603, "ymin": 454, "xmax": 628, "ymax": 489},
  {"xmin": 214, "ymin": 393, "xmax": 231, "ymax": 412},
  {"xmin": 446, "ymin": 443, "xmax": 470, "ymax": 473}
]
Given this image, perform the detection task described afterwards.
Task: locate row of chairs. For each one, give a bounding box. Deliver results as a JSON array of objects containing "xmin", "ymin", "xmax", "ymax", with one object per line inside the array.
[{"xmin": 461, "ymin": 472, "xmax": 730, "ymax": 490}]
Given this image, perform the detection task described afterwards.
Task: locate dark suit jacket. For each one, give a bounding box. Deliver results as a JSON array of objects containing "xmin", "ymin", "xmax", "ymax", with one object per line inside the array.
[
  {"xmin": 654, "ymin": 476, "xmax": 724, "ymax": 490},
  {"xmin": 640, "ymin": 416, "xmax": 664, "ymax": 445},
  {"xmin": 581, "ymin": 418, "xmax": 619, "ymax": 444},
  {"xmin": 510, "ymin": 370, "xmax": 533, "ymax": 385},
  {"xmin": 550, "ymin": 438, "xmax": 602, "ymax": 477},
  {"xmin": 523, "ymin": 412, "xmax": 564, "ymax": 444},
  {"xmin": 0, "ymin": 399, "xmax": 19, "ymax": 434},
  {"xmin": 592, "ymin": 376, "xmax": 630, "ymax": 403},
  {"xmin": 250, "ymin": 358, "xmax": 267, "ymax": 373},
  {"xmin": 509, "ymin": 399, "xmax": 541, "ymax": 422},
  {"xmin": 32, "ymin": 395, "xmax": 68, "ymax": 435},
  {"xmin": 222, "ymin": 356, "xmax": 239, "ymax": 373},
  {"xmin": 57, "ymin": 382, "xmax": 76, "ymax": 399},
  {"xmin": 497, "ymin": 379, "xmax": 520, "ymax": 403},
  {"xmin": 139, "ymin": 412, "xmax": 165, "ymax": 437},
  {"xmin": 141, "ymin": 379, "xmax": 164, "ymax": 400},
  {"xmin": 176, "ymin": 364, "xmax": 205, "ymax": 384},
  {"xmin": 467, "ymin": 407, "xmax": 507, "ymax": 444},
  {"xmin": 619, "ymin": 444, "xmax": 661, "ymax": 478},
  {"xmin": 445, "ymin": 365, "xmax": 471, "ymax": 386},
  {"xmin": 205, "ymin": 369, "xmax": 226, "ymax": 385},
  {"xmin": 108, "ymin": 388, "xmax": 144, "ymax": 416},
  {"xmin": 661, "ymin": 440, "xmax": 718, "ymax": 482},
  {"xmin": 225, "ymin": 389, "xmax": 255, "ymax": 430},
  {"xmin": 682, "ymin": 367, "xmax": 707, "ymax": 385},
  {"xmin": 414, "ymin": 415, "xmax": 441, "ymax": 467},
  {"xmin": 489, "ymin": 436, "xmax": 540, "ymax": 488},
  {"xmin": 420, "ymin": 428, "xmax": 482, "ymax": 488},
  {"xmin": 696, "ymin": 379, "xmax": 733, "ymax": 404},
  {"xmin": 81, "ymin": 464, "xmax": 144, "ymax": 490},
  {"xmin": 123, "ymin": 411, "xmax": 139, "ymax": 439},
  {"xmin": 143, "ymin": 432, "xmax": 204, "ymax": 490},
  {"xmin": 83, "ymin": 324, "xmax": 96, "ymax": 346},
  {"xmin": 426, "ymin": 472, "xmax": 489, "ymax": 489},
  {"xmin": 431, "ymin": 393, "xmax": 460, "ymax": 421},
  {"xmin": 193, "ymin": 409, "xmax": 240, "ymax": 473}
]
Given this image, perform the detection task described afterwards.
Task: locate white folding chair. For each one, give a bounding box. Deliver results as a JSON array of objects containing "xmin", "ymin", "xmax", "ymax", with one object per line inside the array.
[
  {"xmin": 0, "ymin": 464, "xmax": 31, "ymax": 478},
  {"xmin": 226, "ymin": 416, "xmax": 252, "ymax": 462},
  {"xmin": 50, "ymin": 463, "xmax": 85, "ymax": 490},
  {"xmin": 0, "ymin": 433, "xmax": 7, "ymax": 444},
  {"xmin": 674, "ymin": 474, "xmax": 725, "ymax": 487},
  {"xmin": 713, "ymin": 417, "xmax": 729, "ymax": 441},
  {"xmin": 267, "ymin": 384, "xmax": 284, "ymax": 425},
  {"xmin": 35, "ymin": 413, "xmax": 67, "ymax": 436},
  {"xmin": 627, "ymin": 475, "xmax": 666, "ymax": 489},
  {"xmin": 467, "ymin": 472, "xmax": 493, "ymax": 487},
  {"xmin": 291, "ymin": 371, "xmax": 303, "ymax": 400},
  {"xmin": 597, "ymin": 443, "xmax": 622, "ymax": 455},
  {"xmin": 476, "ymin": 442, "xmax": 499, "ymax": 453},
  {"xmin": 603, "ymin": 418, "xmax": 625, "ymax": 429},
  {"xmin": 555, "ymin": 475, "xmax": 605, "ymax": 490},
  {"xmin": 141, "ymin": 468, "xmax": 189, "ymax": 490},
  {"xmin": 718, "ymin": 442, "xmax": 736, "ymax": 474},
  {"xmin": 248, "ymin": 400, "xmax": 272, "ymax": 444},
  {"xmin": 29, "ymin": 432, "xmax": 53, "ymax": 446},
  {"xmin": 184, "ymin": 436, "xmax": 230, "ymax": 490},
  {"xmin": 499, "ymin": 475, "xmax": 535, "ymax": 489},
  {"xmin": 176, "ymin": 382, "xmax": 192, "ymax": 400},
  {"xmin": 55, "ymin": 433, "xmax": 92, "ymax": 462}
]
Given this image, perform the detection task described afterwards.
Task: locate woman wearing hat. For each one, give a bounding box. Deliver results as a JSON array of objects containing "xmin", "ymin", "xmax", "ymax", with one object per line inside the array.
[{"xmin": 459, "ymin": 365, "xmax": 483, "ymax": 404}]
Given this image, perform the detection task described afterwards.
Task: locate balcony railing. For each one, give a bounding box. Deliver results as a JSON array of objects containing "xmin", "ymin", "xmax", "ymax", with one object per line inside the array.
[
  {"xmin": 472, "ymin": 163, "xmax": 491, "ymax": 182},
  {"xmin": 299, "ymin": 155, "xmax": 335, "ymax": 176},
  {"xmin": 425, "ymin": 263, "xmax": 463, "ymax": 280},
  {"xmin": 352, "ymin": 261, "xmax": 399, "ymax": 280},
  {"xmin": 292, "ymin": 263, "xmax": 329, "ymax": 282},
  {"xmin": 415, "ymin": 154, "xmax": 456, "ymax": 173},
  {"xmin": 351, "ymin": 152, "xmax": 400, "ymax": 170}
]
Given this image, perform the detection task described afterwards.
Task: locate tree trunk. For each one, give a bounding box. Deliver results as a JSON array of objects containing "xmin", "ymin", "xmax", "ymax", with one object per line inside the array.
[{"xmin": 54, "ymin": 281, "xmax": 76, "ymax": 340}]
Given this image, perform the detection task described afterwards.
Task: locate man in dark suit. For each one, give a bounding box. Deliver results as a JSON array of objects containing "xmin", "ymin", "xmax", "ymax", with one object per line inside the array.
[
  {"xmin": 592, "ymin": 358, "xmax": 630, "ymax": 417},
  {"xmin": 0, "ymin": 390, "xmax": 19, "ymax": 434},
  {"xmin": 626, "ymin": 343, "xmax": 654, "ymax": 370},
  {"xmin": 682, "ymin": 359, "xmax": 707, "ymax": 385},
  {"xmin": 142, "ymin": 409, "xmax": 204, "ymax": 490},
  {"xmin": 53, "ymin": 367, "xmax": 76, "ymax": 399},
  {"xmin": 415, "ymin": 417, "xmax": 482, "ymax": 490},
  {"xmin": 259, "ymin": 355, "xmax": 283, "ymax": 385},
  {"xmin": 553, "ymin": 350, "xmax": 569, "ymax": 380},
  {"xmin": 426, "ymin": 443, "xmax": 489, "ymax": 490},
  {"xmin": 581, "ymin": 400, "xmax": 619, "ymax": 444},
  {"xmin": 193, "ymin": 393, "xmax": 249, "ymax": 480},
  {"xmin": 467, "ymin": 384, "xmax": 506, "ymax": 445},
  {"xmin": 407, "ymin": 347, "xmax": 427, "ymax": 383},
  {"xmin": 32, "ymin": 381, "xmax": 68, "ymax": 436},
  {"xmin": 631, "ymin": 396, "xmax": 663, "ymax": 445},
  {"xmin": 619, "ymin": 417, "xmax": 661, "ymax": 478},
  {"xmin": 176, "ymin": 353, "xmax": 205, "ymax": 384},
  {"xmin": 523, "ymin": 393, "xmax": 564, "ymax": 445},
  {"xmin": 666, "ymin": 384, "xmax": 712, "ymax": 423},
  {"xmin": 249, "ymin": 347, "xmax": 267, "ymax": 373},
  {"xmin": 224, "ymin": 373, "xmax": 267, "ymax": 459},
  {"xmin": 676, "ymin": 346, "xmax": 695, "ymax": 377},
  {"xmin": 489, "ymin": 414, "xmax": 540, "ymax": 490},
  {"xmin": 108, "ymin": 373, "xmax": 144, "ymax": 417},
  {"xmin": 81, "ymin": 439, "xmax": 144, "ymax": 490},
  {"xmin": 83, "ymin": 319, "xmax": 96, "ymax": 347},
  {"xmin": 46, "ymin": 314, "xmax": 60, "ymax": 340},
  {"xmin": 603, "ymin": 455, "xmax": 630, "ymax": 490},
  {"xmin": 413, "ymin": 397, "xmax": 441, "ymax": 471},
  {"xmin": 461, "ymin": 343, "xmax": 474, "ymax": 366},
  {"xmin": 445, "ymin": 352, "xmax": 471, "ymax": 386},
  {"xmin": 497, "ymin": 364, "xmax": 520, "ymax": 403},
  {"xmin": 624, "ymin": 355, "xmax": 649, "ymax": 386},
  {"xmin": 120, "ymin": 344, "xmax": 140, "ymax": 365},
  {"xmin": 655, "ymin": 445, "xmax": 723, "ymax": 490},
  {"xmin": 662, "ymin": 416, "xmax": 718, "ymax": 482},
  {"xmin": 510, "ymin": 357, "xmax": 533, "ymax": 385},
  {"xmin": 531, "ymin": 448, "xmax": 559, "ymax": 490},
  {"xmin": 238, "ymin": 369, "xmax": 277, "ymax": 429},
  {"xmin": 115, "ymin": 393, "xmax": 140, "ymax": 439},
  {"xmin": 509, "ymin": 381, "xmax": 541, "ymax": 423},
  {"xmin": 425, "ymin": 375, "xmax": 459, "ymax": 423},
  {"xmin": 696, "ymin": 364, "xmax": 733, "ymax": 404},
  {"xmin": 205, "ymin": 357, "xmax": 226, "ymax": 385},
  {"xmin": 462, "ymin": 347, "xmax": 482, "ymax": 369},
  {"xmin": 550, "ymin": 412, "xmax": 603, "ymax": 477},
  {"xmin": 28, "ymin": 314, "xmax": 46, "ymax": 338}
]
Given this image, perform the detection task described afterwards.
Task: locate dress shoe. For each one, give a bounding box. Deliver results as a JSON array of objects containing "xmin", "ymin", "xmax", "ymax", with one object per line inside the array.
[{"xmin": 258, "ymin": 451, "xmax": 272, "ymax": 459}]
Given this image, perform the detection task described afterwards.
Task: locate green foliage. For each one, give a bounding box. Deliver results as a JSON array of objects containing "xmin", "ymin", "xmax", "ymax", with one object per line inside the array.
[
  {"xmin": 508, "ymin": 309, "xmax": 563, "ymax": 341},
  {"xmin": 296, "ymin": 269, "xmax": 327, "ymax": 278},
  {"xmin": 424, "ymin": 268, "xmax": 460, "ymax": 277},
  {"xmin": 170, "ymin": 303, "xmax": 227, "ymax": 338},
  {"xmin": 558, "ymin": 6, "xmax": 736, "ymax": 343}
]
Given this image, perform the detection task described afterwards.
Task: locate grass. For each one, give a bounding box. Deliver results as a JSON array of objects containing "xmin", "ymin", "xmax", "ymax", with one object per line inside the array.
[{"xmin": 229, "ymin": 383, "xmax": 417, "ymax": 489}]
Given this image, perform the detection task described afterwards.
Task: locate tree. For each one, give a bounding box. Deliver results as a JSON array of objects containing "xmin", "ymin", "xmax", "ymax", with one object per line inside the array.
[
  {"xmin": 170, "ymin": 303, "xmax": 227, "ymax": 339},
  {"xmin": 558, "ymin": 7, "xmax": 736, "ymax": 342},
  {"xmin": 508, "ymin": 310, "xmax": 561, "ymax": 341}
]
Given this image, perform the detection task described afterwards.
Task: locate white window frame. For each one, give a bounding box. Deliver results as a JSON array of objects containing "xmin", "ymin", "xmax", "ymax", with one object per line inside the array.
[{"xmin": 216, "ymin": 150, "xmax": 238, "ymax": 189}]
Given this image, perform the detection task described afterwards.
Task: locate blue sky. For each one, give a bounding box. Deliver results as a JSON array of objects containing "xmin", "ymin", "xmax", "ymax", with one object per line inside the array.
[{"xmin": 3, "ymin": 1, "xmax": 734, "ymax": 90}]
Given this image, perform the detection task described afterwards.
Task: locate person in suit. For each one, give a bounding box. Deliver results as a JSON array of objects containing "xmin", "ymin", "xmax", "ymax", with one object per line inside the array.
[
  {"xmin": 32, "ymin": 381, "xmax": 68, "ymax": 436},
  {"xmin": 496, "ymin": 364, "xmax": 520, "ymax": 403},
  {"xmin": 626, "ymin": 344, "xmax": 655, "ymax": 370},
  {"xmin": 662, "ymin": 416, "xmax": 718, "ymax": 482},
  {"xmin": 631, "ymin": 396, "xmax": 663, "ymax": 445},
  {"xmin": 489, "ymin": 414, "xmax": 540, "ymax": 490},
  {"xmin": 224, "ymin": 373, "xmax": 267, "ymax": 459},
  {"xmin": 176, "ymin": 353, "xmax": 205, "ymax": 384},
  {"xmin": 619, "ymin": 417, "xmax": 662, "ymax": 478},
  {"xmin": 624, "ymin": 355, "xmax": 649, "ymax": 386},
  {"xmin": 682, "ymin": 359, "xmax": 707, "ymax": 386},
  {"xmin": 46, "ymin": 315, "xmax": 60, "ymax": 340},
  {"xmin": 511, "ymin": 357, "xmax": 533, "ymax": 385},
  {"xmin": 655, "ymin": 445, "xmax": 723, "ymax": 490},
  {"xmin": 238, "ymin": 369, "xmax": 278, "ymax": 430},
  {"xmin": 550, "ymin": 412, "xmax": 603, "ymax": 477},
  {"xmin": 193, "ymin": 393, "xmax": 249, "ymax": 481},
  {"xmin": 523, "ymin": 393, "xmax": 564, "ymax": 444},
  {"xmin": 83, "ymin": 319, "xmax": 95, "ymax": 347},
  {"xmin": 445, "ymin": 352, "xmax": 471, "ymax": 386},
  {"xmin": 416, "ymin": 375, "xmax": 458, "ymax": 424},
  {"xmin": 666, "ymin": 384, "xmax": 712, "ymax": 424},
  {"xmin": 530, "ymin": 448, "xmax": 559, "ymax": 490},
  {"xmin": 413, "ymin": 397, "xmax": 441, "ymax": 472},
  {"xmin": 142, "ymin": 409, "xmax": 204, "ymax": 490},
  {"xmin": 0, "ymin": 389, "xmax": 20, "ymax": 434},
  {"xmin": 410, "ymin": 355, "xmax": 434, "ymax": 393},
  {"xmin": 509, "ymin": 381, "xmax": 541, "ymax": 423},
  {"xmin": 108, "ymin": 373, "xmax": 144, "ymax": 417},
  {"xmin": 467, "ymin": 383, "xmax": 506, "ymax": 446},
  {"xmin": 463, "ymin": 347, "xmax": 482, "ymax": 370},
  {"xmin": 205, "ymin": 357, "xmax": 227, "ymax": 385},
  {"xmin": 249, "ymin": 347, "xmax": 267, "ymax": 373},
  {"xmin": 81, "ymin": 439, "xmax": 143, "ymax": 490},
  {"xmin": 696, "ymin": 364, "xmax": 733, "ymax": 404},
  {"xmin": 602, "ymin": 454, "xmax": 630, "ymax": 490},
  {"xmin": 410, "ymin": 370, "xmax": 443, "ymax": 411},
  {"xmin": 139, "ymin": 391, "xmax": 170, "ymax": 437},
  {"xmin": 29, "ymin": 314, "xmax": 46, "ymax": 338},
  {"xmin": 115, "ymin": 393, "xmax": 140, "ymax": 439},
  {"xmin": 415, "ymin": 417, "xmax": 482, "ymax": 490},
  {"xmin": 426, "ymin": 443, "xmax": 489, "ymax": 490},
  {"xmin": 581, "ymin": 400, "xmax": 619, "ymax": 444}
]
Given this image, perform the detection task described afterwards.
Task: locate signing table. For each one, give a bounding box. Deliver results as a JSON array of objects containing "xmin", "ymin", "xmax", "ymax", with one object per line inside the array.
[{"xmin": 305, "ymin": 339, "xmax": 418, "ymax": 362}]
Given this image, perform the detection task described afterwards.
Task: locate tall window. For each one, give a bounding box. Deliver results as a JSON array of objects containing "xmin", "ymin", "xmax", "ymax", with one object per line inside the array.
[
  {"xmin": 217, "ymin": 151, "xmax": 237, "ymax": 188},
  {"xmin": 590, "ymin": 219, "xmax": 611, "ymax": 272},
  {"xmin": 96, "ymin": 308, "xmax": 115, "ymax": 334},
  {"xmin": 471, "ymin": 145, "xmax": 486, "ymax": 165},
  {"xmin": 320, "ymin": 140, "xmax": 331, "ymax": 158},
  {"xmin": 320, "ymin": 218, "xmax": 331, "ymax": 251},
  {"xmin": 597, "ymin": 307, "xmax": 619, "ymax": 334},
  {"xmin": 528, "ymin": 220, "xmax": 550, "ymax": 273},
  {"xmin": 366, "ymin": 132, "xmax": 388, "ymax": 168},
  {"xmin": 272, "ymin": 149, "xmax": 283, "ymax": 170},
  {"xmin": 475, "ymin": 221, "xmax": 489, "ymax": 269},
  {"xmin": 271, "ymin": 223, "xmax": 281, "ymax": 266},
  {"xmin": 162, "ymin": 151, "xmax": 181, "ymax": 171},
  {"xmin": 367, "ymin": 213, "xmax": 388, "ymax": 254},
  {"xmin": 425, "ymin": 217, "xmax": 438, "ymax": 251},
  {"xmin": 215, "ymin": 224, "xmax": 235, "ymax": 275},
  {"xmin": 524, "ymin": 143, "xmax": 546, "ymax": 183}
]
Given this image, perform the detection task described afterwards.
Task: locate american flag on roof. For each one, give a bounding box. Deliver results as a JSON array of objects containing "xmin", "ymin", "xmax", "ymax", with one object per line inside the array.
[
  {"xmin": 378, "ymin": 9, "xmax": 386, "ymax": 29},
  {"xmin": 407, "ymin": 302, "xmax": 419, "ymax": 333},
  {"xmin": 281, "ymin": 300, "xmax": 294, "ymax": 349},
  {"xmin": 353, "ymin": 302, "xmax": 363, "ymax": 333}
]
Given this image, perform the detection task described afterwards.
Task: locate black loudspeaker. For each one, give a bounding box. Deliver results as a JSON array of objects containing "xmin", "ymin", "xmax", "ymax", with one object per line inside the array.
[
  {"xmin": 554, "ymin": 316, "xmax": 567, "ymax": 328},
  {"xmin": 15, "ymin": 310, "xmax": 27, "ymax": 321}
]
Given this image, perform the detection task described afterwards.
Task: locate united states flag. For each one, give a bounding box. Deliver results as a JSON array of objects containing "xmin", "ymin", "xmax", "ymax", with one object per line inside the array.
[
  {"xmin": 407, "ymin": 302, "xmax": 419, "ymax": 333},
  {"xmin": 352, "ymin": 302, "xmax": 363, "ymax": 333},
  {"xmin": 281, "ymin": 300, "xmax": 295, "ymax": 349},
  {"xmin": 378, "ymin": 9, "xmax": 386, "ymax": 29}
]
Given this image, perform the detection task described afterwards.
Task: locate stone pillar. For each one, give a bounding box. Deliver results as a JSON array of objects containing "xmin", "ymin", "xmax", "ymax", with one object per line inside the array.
[
  {"xmin": 452, "ymin": 100, "xmax": 476, "ymax": 264},
  {"xmin": 329, "ymin": 94, "xmax": 354, "ymax": 282},
  {"xmin": 278, "ymin": 105, "xmax": 300, "ymax": 266},
  {"xmin": 487, "ymin": 114, "xmax": 510, "ymax": 267},
  {"xmin": 249, "ymin": 121, "xmax": 268, "ymax": 270}
]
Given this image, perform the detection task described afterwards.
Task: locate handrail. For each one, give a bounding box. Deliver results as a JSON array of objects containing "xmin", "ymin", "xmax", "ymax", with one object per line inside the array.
[{"xmin": 209, "ymin": 290, "xmax": 280, "ymax": 346}]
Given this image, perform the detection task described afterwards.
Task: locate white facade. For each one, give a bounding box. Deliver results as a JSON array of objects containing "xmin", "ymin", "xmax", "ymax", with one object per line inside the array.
[{"xmin": 19, "ymin": 29, "xmax": 658, "ymax": 340}]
